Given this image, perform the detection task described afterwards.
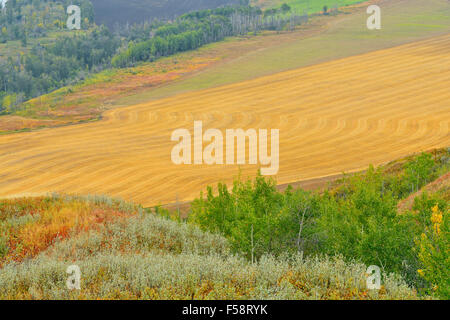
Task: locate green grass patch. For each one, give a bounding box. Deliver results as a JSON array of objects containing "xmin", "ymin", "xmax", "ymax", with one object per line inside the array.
[{"xmin": 277, "ymin": 0, "xmax": 365, "ymax": 13}]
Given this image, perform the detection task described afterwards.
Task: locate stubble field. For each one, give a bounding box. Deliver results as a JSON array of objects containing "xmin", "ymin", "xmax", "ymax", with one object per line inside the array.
[{"xmin": 0, "ymin": 34, "xmax": 449, "ymax": 206}]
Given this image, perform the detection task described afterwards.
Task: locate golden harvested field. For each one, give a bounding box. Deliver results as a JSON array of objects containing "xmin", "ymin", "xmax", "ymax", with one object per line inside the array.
[{"xmin": 0, "ymin": 34, "xmax": 449, "ymax": 206}]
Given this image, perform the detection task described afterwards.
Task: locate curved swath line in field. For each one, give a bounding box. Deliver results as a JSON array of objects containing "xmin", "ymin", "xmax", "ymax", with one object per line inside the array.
[
  {"xmin": 282, "ymin": 118, "xmax": 436, "ymax": 182},
  {"xmin": 140, "ymin": 59, "xmax": 442, "ymax": 134},
  {"xmin": 36, "ymin": 46, "xmax": 442, "ymax": 148},
  {"xmin": 0, "ymin": 124, "xmax": 440, "ymax": 192},
  {"xmin": 335, "ymin": 106, "xmax": 445, "ymax": 153},
  {"xmin": 281, "ymin": 82, "xmax": 448, "ymax": 153},
  {"xmin": 0, "ymin": 105, "xmax": 428, "ymax": 198},
  {"xmin": 295, "ymin": 100, "xmax": 448, "ymax": 164},
  {"xmin": 0, "ymin": 97, "xmax": 442, "ymax": 174},
  {"xmin": 0, "ymin": 35, "xmax": 449, "ymax": 205},
  {"xmin": 263, "ymin": 99, "xmax": 435, "ymax": 164},
  {"xmin": 145, "ymin": 90, "xmax": 446, "ymax": 192},
  {"xmin": 188, "ymin": 62, "xmax": 434, "ymax": 139}
]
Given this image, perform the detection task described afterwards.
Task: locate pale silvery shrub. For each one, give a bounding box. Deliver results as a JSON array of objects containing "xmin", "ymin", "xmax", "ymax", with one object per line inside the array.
[{"xmin": 0, "ymin": 201, "xmax": 420, "ymax": 300}]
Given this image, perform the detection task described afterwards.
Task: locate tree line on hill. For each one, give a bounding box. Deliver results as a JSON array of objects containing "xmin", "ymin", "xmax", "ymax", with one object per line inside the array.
[
  {"xmin": 0, "ymin": 0, "xmax": 94, "ymax": 44},
  {"xmin": 0, "ymin": 25, "xmax": 120, "ymax": 114},
  {"xmin": 0, "ymin": 2, "xmax": 306, "ymax": 114},
  {"xmin": 112, "ymin": 6, "xmax": 307, "ymax": 68}
]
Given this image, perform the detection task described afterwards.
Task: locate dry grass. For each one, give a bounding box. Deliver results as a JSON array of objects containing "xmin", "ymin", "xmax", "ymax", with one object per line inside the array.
[
  {"xmin": 0, "ymin": 34, "xmax": 449, "ymax": 206},
  {"xmin": 0, "ymin": 116, "xmax": 66, "ymax": 134},
  {"xmin": 0, "ymin": 195, "xmax": 138, "ymax": 266}
]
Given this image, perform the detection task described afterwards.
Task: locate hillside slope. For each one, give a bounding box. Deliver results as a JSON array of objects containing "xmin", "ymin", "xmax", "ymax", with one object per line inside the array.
[
  {"xmin": 2, "ymin": 0, "xmax": 449, "ymax": 133},
  {"xmin": 0, "ymin": 194, "xmax": 419, "ymax": 300},
  {"xmin": 0, "ymin": 34, "xmax": 448, "ymax": 206},
  {"xmin": 136, "ymin": 0, "xmax": 450, "ymax": 103}
]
